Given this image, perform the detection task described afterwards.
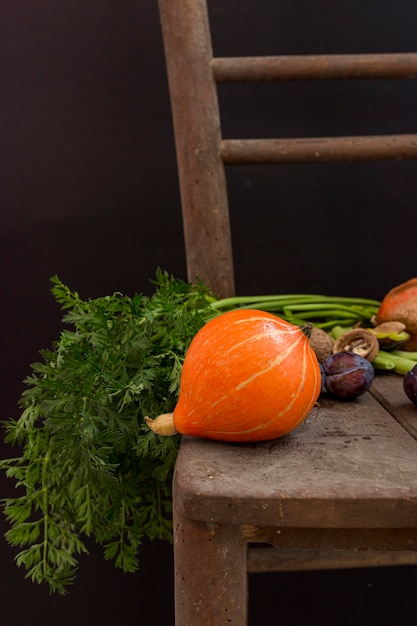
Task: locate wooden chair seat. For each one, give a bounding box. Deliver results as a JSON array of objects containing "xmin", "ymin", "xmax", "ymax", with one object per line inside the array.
[
  {"xmin": 157, "ymin": 1, "xmax": 417, "ymax": 622},
  {"xmin": 173, "ymin": 376, "xmax": 417, "ymax": 623}
]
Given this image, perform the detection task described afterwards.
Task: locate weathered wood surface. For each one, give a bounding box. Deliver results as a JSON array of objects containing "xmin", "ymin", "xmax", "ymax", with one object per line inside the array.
[
  {"xmin": 370, "ymin": 373, "xmax": 417, "ymax": 439},
  {"xmin": 246, "ymin": 546, "xmax": 417, "ymax": 573},
  {"xmin": 174, "ymin": 375, "xmax": 417, "ymax": 529},
  {"xmin": 220, "ymin": 135, "xmax": 417, "ymax": 165},
  {"xmin": 211, "ymin": 53, "xmax": 417, "ymax": 82},
  {"xmin": 173, "ymin": 375, "xmax": 417, "ymax": 623},
  {"xmin": 244, "ymin": 525, "xmax": 417, "ymax": 570},
  {"xmin": 158, "ymin": 0, "xmax": 235, "ymax": 298},
  {"xmin": 173, "ymin": 507, "xmax": 247, "ymax": 625},
  {"xmin": 243, "ymin": 526, "xmax": 417, "ymax": 550}
]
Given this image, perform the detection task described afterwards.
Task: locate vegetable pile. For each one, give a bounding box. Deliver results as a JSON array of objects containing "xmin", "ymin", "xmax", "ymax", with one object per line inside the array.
[{"xmin": 2, "ymin": 269, "xmax": 417, "ymax": 593}]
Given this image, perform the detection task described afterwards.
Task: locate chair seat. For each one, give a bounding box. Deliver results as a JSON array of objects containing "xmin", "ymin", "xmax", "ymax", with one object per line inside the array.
[
  {"xmin": 174, "ymin": 375, "xmax": 417, "ymax": 531},
  {"xmin": 172, "ymin": 375, "xmax": 417, "ymax": 623}
]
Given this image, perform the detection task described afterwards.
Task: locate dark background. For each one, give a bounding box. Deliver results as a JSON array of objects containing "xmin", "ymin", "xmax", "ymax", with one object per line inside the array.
[{"xmin": 2, "ymin": 1, "xmax": 417, "ymax": 624}]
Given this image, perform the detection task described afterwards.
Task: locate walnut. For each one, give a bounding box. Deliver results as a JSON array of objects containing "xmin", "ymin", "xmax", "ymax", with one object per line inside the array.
[
  {"xmin": 309, "ymin": 327, "xmax": 334, "ymax": 363},
  {"xmin": 333, "ymin": 328, "xmax": 379, "ymax": 362}
]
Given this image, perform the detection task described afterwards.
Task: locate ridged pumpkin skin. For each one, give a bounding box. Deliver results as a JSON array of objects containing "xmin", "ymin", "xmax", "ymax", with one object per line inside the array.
[{"xmin": 173, "ymin": 309, "xmax": 321, "ymax": 442}]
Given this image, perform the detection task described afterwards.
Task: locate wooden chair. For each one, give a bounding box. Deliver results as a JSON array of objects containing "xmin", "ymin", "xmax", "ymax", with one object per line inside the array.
[{"xmin": 157, "ymin": 1, "xmax": 417, "ymax": 623}]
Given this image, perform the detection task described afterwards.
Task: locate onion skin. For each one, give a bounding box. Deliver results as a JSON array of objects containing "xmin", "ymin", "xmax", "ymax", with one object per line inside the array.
[{"xmin": 169, "ymin": 309, "xmax": 321, "ymax": 442}]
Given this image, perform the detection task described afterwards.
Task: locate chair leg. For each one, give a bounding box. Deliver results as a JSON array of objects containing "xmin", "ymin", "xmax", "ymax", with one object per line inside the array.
[{"xmin": 173, "ymin": 505, "xmax": 247, "ymax": 625}]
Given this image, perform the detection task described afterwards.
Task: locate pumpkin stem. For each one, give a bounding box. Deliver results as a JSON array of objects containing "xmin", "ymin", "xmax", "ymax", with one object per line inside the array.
[
  {"xmin": 145, "ymin": 413, "xmax": 177, "ymax": 436},
  {"xmin": 300, "ymin": 322, "xmax": 313, "ymax": 338}
]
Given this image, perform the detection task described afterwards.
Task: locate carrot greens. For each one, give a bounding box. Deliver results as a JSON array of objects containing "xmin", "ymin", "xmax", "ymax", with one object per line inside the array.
[{"xmin": 1, "ymin": 270, "xmax": 215, "ymax": 593}]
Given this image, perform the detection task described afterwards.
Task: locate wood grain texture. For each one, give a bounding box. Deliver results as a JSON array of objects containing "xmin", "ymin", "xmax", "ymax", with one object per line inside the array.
[
  {"xmin": 173, "ymin": 506, "xmax": 246, "ymax": 625},
  {"xmin": 370, "ymin": 373, "xmax": 417, "ymax": 439},
  {"xmin": 211, "ymin": 53, "xmax": 417, "ymax": 82},
  {"xmin": 220, "ymin": 135, "xmax": 417, "ymax": 164},
  {"xmin": 246, "ymin": 546, "xmax": 417, "ymax": 572},
  {"xmin": 174, "ymin": 378, "xmax": 417, "ymax": 528},
  {"xmin": 172, "ymin": 374, "xmax": 417, "ymax": 624},
  {"xmin": 158, "ymin": 0, "xmax": 235, "ymax": 298}
]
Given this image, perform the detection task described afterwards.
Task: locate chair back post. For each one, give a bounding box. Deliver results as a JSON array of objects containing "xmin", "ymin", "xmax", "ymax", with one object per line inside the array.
[{"xmin": 158, "ymin": 0, "xmax": 235, "ymax": 298}]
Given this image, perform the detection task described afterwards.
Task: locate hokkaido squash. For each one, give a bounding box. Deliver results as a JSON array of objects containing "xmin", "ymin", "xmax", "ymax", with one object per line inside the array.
[{"xmin": 146, "ymin": 309, "xmax": 321, "ymax": 442}]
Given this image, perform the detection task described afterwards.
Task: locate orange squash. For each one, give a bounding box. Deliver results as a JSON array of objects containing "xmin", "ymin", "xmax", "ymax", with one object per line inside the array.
[{"xmin": 146, "ymin": 309, "xmax": 321, "ymax": 442}]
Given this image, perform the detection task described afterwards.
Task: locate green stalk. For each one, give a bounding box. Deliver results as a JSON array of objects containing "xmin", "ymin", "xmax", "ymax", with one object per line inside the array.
[
  {"xmin": 208, "ymin": 294, "xmax": 380, "ymax": 331},
  {"xmin": 208, "ymin": 294, "xmax": 324, "ymax": 311},
  {"xmin": 40, "ymin": 441, "xmax": 52, "ymax": 583},
  {"xmin": 283, "ymin": 302, "xmax": 374, "ymax": 313},
  {"xmin": 210, "ymin": 294, "xmax": 381, "ymax": 311},
  {"xmin": 215, "ymin": 298, "xmax": 315, "ymax": 312},
  {"xmin": 371, "ymin": 353, "xmax": 396, "ymax": 371},
  {"xmin": 391, "ymin": 350, "xmax": 417, "ymax": 361},
  {"xmin": 315, "ymin": 319, "xmax": 359, "ymax": 330},
  {"xmin": 329, "ymin": 325, "xmax": 353, "ymax": 339},
  {"xmin": 284, "ymin": 308, "xmax": 364, "ymax": 320},
  {"xmin": 375, "ymin": 351, "xmax": 416, "ymax": 375}
]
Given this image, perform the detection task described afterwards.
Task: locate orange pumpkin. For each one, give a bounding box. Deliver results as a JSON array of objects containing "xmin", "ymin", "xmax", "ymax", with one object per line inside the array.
[{"xmin": 146, "ymin": 309, "xmax": 321, "ymax": 442}]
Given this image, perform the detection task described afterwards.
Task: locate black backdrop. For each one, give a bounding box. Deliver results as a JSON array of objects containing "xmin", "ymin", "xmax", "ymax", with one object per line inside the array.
[{"xmin": 2, "ymin": 1, "xmax": 417, "ymax": 624}]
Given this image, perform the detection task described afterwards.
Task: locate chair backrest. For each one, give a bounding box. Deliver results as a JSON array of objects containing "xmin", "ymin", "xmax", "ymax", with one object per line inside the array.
[{"xmin": 158, "ymin": 0, "xmax": 417, "ymax": 298}]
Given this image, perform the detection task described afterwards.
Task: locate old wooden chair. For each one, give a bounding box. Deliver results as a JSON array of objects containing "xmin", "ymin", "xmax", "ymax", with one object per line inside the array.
[{"xmin": 157, "ymin": 1, "xmax": 417, "ymax": 623}]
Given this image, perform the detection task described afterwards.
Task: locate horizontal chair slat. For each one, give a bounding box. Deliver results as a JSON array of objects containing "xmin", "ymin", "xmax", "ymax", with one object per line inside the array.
[
  {"xmin": 211, "ymin": 53, "xmax": 417, "ymax": 82},
  {"xmin": 220, "ymin": 134, "xmax": 417, "ymax": 164},
  {"xmin": 247, "ymin": 547, "xmax": 417, "ymax": 573}
]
